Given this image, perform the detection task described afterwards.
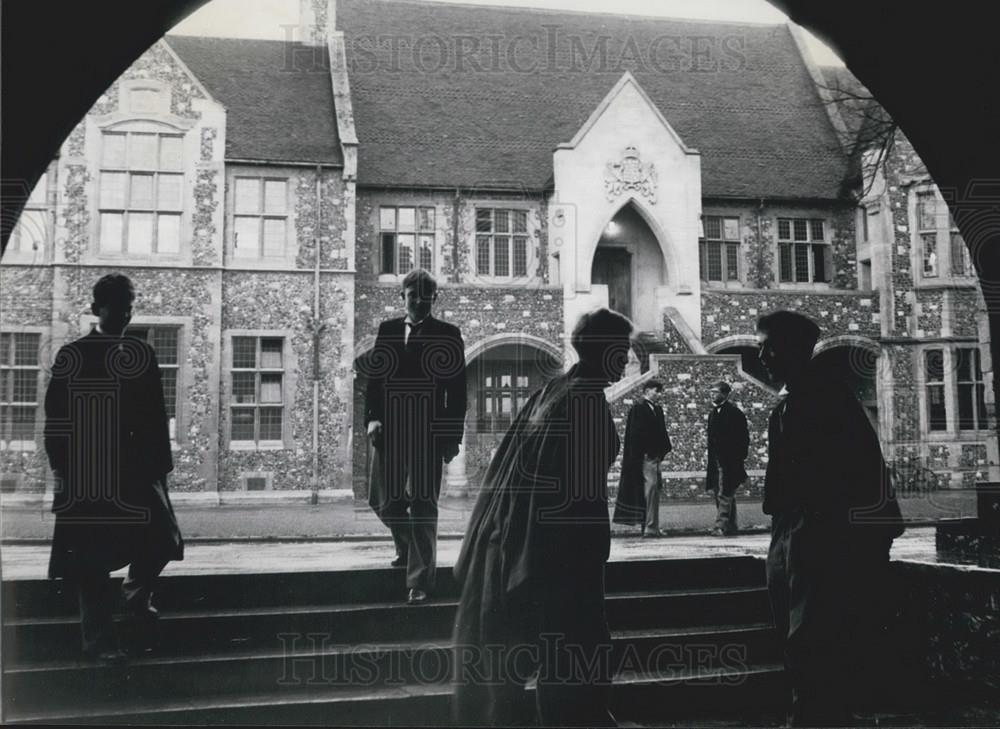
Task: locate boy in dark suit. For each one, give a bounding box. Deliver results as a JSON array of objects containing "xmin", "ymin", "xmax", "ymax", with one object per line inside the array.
[
  {"xmin": 44, "ymin": 273, "xmax": 183, "ymax": 664},
  {"xmin": 757, "ymin": 310, "xmax": 904, "ymax": 725},
  {"xmin": 705, "ymin": 380, "xmax": 749, "ymax": 536},
  {"xmin": 364, "ymin": 268, "xmax": 466, "ymax": 604},
  {"xmin": 612, "ymin": 379, "xmax": 672, "ymax": 536}
]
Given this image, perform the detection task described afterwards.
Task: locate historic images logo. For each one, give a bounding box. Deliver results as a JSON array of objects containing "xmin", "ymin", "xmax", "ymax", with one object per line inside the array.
[{"xmin": 284, "ymin": 25, "xmax": 748, "ymax": 75}]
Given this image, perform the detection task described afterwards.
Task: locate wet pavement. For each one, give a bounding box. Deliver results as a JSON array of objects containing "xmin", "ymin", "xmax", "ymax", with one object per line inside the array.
[{"xmin": 3, "ymin": 526, "xmax": 987, "ymax": 581}]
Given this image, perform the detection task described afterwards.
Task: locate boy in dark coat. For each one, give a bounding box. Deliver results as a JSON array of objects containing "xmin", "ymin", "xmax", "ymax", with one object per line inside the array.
[
  {"xmin": 452, "ymin": 308, "xmax": 633, "ymax": 727},
  {"xmin": 612, "ymin": 379, "xmax": 672, "ymax": 536},
  {"xmin": 757, "ymin": 310, "xmax": 904, "ymax": 726},
  {"xmin": 705, "ymin": 380, "xmax": 749, "ymax": 536},
  {"xmin": 364, "ymin": 268, "xmax": 466, "ymax": 604},
  {"xmin": 44, "ymin": 273, "xmax": 182, "ymax": 664}
]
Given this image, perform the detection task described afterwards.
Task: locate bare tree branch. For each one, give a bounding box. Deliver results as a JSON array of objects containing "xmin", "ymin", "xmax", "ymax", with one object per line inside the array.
[{"xmin": 817, "ymin": 77, "xmax": 898, "ymax": 200}]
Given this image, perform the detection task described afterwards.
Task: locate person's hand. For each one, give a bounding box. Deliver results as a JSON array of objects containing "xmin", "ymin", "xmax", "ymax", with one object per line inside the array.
[
  {"xmin": 367, "ymin": 421, "xmax": 382, "ymax": 438},
  {"xmin": 442, "ymin": 442, "xmax": 460, "ymax": 464}
]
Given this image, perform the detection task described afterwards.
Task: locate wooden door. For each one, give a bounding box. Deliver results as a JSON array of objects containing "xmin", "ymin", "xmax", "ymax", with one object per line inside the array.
[{"xmin": 591, "ymin": 248, "xmax": 632, "ymax": 319}]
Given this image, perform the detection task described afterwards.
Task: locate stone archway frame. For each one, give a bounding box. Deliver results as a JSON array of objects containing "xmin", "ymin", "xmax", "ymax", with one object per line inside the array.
[
  {"xmin": 464, "ymin": 332, "xmax": 564, "ymax": 367},
  {"xmin": 352, "ymin": 331, "xmax": 567, "ymax": 370},
  {"xmin": 585, "ymin": 196, "xmax": 680, "ymax": 293},
  {"xmin": 703, "ymin": 334, "xmax": 778, "ymax": 393},
  {"xmin": 811, "ymin": 335, "xmax": 882, "ymax": 401},
  {"xmin": 812, "ymin": 334, "xmax": 881, "ymax": 358},
  {"xmin": 705, "ymin": 334, "xmax": 760, "ymax": 355}
]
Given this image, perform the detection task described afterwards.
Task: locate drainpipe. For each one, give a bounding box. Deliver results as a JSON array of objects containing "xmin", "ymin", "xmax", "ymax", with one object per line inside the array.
[
  {"xmin": 452, "ymin": 188, "xmax": 461, "ymax": 282},
  {"xmin": 756, "ymin": 198, "xmax": 765, "ymax": 287},
  {"xmin": 310, "ymin": 165, "xmax": 326, "ymax": 505}
]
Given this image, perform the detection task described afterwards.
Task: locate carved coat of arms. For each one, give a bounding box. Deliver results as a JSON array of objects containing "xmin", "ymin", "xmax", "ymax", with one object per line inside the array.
[{"xmin": 604, "ymin": 145, "xmax": 657, "ymax": 204}]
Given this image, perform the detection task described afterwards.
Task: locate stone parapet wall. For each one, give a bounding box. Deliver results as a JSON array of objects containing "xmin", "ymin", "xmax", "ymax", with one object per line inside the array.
[{"xmin": 701, "ymin": 289, "xmax": 880, "ymax": 347}]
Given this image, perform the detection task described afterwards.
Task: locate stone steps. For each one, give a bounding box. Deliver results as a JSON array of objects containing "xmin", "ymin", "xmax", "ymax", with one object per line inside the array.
[
  {"xmin": 7, "ymin": 663, "xmax": 787, "ymax": 725},
  {"xmin": 2, "ymin": 555, "xmax": 783, "ymax": 725}
]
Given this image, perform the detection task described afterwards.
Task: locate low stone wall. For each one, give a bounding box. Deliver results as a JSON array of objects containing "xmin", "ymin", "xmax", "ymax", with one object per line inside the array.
[
  {"xmin": 607, "ymin": 354, "xmax": 778, "ymax": 484},
  {"xmin": 892, "ymin": 559, "xmax": 1000, "ymax": 696}
]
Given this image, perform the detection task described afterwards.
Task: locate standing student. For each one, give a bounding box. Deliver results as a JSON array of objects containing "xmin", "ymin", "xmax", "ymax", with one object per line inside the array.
[
  {"xmin": 756, "ymin": 310, "xmax": 904, "ymax": 726},
  {"xmin": 364, "ymin": 268, "xmax": 466, "ymax": 604},
  {"xmin": 453, "ymin": 308, "xmax": 633, "ymax": 727},
  {"xmin": 612, "ymin": 379, "xmax": 672, "ymax": 537},
  {"xmin": 705, "ymin": 380, "xmax": 749, "ymax": 536},
  {"xmin": 44, "ymin": 273, "xmax": 183, "ymax": 664}
]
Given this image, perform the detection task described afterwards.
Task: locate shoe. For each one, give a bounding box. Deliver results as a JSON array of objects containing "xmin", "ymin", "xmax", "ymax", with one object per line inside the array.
[
  {"xmin": 126, "ymin": 599, "xmax": 159, "ymax": 621},
  {"xmin": 407, "ymin": 588, "xmax": 428, "ymax": 604},
  {"xmin": 711, "ymin": 527, "xmax": 726, "ymax": 537},
  {"xmin": 84, "ymin": 648, "xmax": 128, "ymax": 666},
  {"xmin": 390, "ymin": 553, "xmax": 408, "ymax": 567},
  {"xmin": 641, "ymin": 529, "xmax": 663, "ymax": 538}
]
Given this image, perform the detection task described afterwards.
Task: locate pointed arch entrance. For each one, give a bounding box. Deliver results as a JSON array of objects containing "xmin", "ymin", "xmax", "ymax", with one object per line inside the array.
[{"xmin": 590, "ymin": 201, "xmax": 667, "ymax": 332}]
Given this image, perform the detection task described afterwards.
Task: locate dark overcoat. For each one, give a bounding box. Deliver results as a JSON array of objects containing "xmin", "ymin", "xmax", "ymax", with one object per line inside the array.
[
  {"xmin": 705, "ymin": 399, "xmax": 750, "ymax": 493},
  {"xmin": 612, "ymin": 399, "xmax": 671, "ymax": 526},
  {"xmin": 762, "ymin": 367, "xmax": 904, "ymax": 535},
  {"xmin": 763, "ymin": 365, "xmax": 905, "ymax": 718},
  {"xmin": 451, "ymin": 365, "xmax": 620, "ymax": 725},
  {"xmin": 363, "ymin": 315, "xmax": 466, "ymax": 516},
  {"xmin": 44, "ymin": 331, "xmax": 182, "ymax": 579}
]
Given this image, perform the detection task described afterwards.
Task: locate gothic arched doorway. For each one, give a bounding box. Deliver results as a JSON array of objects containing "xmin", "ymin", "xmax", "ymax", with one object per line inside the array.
[{"xmin": 591, "ymin": 203, "xmax": 666, "ymax": 332}]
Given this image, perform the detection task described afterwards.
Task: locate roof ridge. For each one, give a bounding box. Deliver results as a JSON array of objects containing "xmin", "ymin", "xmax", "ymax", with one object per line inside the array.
[
  {"xmin": 342, "ymin": 0, "xmax": 787, "ymax": 29},
  {"xmin": 166, "ymin": 33, "xmax": 306, "ymax": 46}
]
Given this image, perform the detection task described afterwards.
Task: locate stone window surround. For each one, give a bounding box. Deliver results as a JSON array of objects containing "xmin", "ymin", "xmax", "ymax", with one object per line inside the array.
[
  {"xmin": 240, "ymin": 471, "xmax": 274, "ymax": 491},
  {"xmin": 119, "ymin": 79, "xmax": 172, "ymax": 118},
  {"xmin": 915, "ymin": 342, "xmax": 991, "ymax": 441},
  {"xmin": 908, "ymin": 183, "xmax": 976, "ymax": 288},
  {"xmin": 699, "ymin": 213, "xmax": 743, "ymax": 288},
  {"xmin": 774, "ymin": 215, "xmax": 833, "ymax": 288},
  {"xmin": 224, "ymin": 167, "xmax": 296, "ymax": 270},
  {"xmin": 222, "ymin": 329, "xmax": 296, "ymax": 452},
  {"xmin": 855, "ymin": 204, "xmax": 881, "ymax": 294},
  {"xmin": 0, "ymin": 326, "xmax": 48, "ymax": 453},
  {"xmin": 469, "ymin": 202, "xmax": 539, "ymax": 286},
  {"xmin": 79, "ymin": 314, "xmax": 193, "ymax": 448},
  {"xmin": 92, "ymin": 113, "xmax": 195, "ymax": 263},
  {"xmin": 5, "ymin": 171, "xmax": 52, "ymax": 261},
  {"xmin": 376, "ymin": 204, "xmax": 437, "ymax": 279},
  {"xmin": 475, "ymin": 358, "xmax": 533, "ymax": 433}
]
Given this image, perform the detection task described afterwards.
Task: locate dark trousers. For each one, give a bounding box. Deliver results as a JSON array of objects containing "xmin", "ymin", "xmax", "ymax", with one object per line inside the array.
[
  {"xmin": 75, "ymin": 551, "xmax": 168, "ymax": 655},
  {"xmin": 642, "ymin": 456, "xmax": 661, "ymax": 533},
  {"xmin": 707, "ymin": 461, "xmax": 740, "ymax": 535},
  {"xmin": 535, "ymin": 562, "xmax": 616, "ymax": 727},
  {"xmin": 384, "ymin": 455, "xmax": 444, "ymax": 591},
  {"xmin": 766, "ymin": 511, "xmax": 851, "ymax": 726}
]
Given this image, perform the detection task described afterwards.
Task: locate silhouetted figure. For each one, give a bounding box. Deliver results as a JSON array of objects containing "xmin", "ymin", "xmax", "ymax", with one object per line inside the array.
[
  {"xmin": 705, "ymin": 380, "xmax": 749, "ymax": 536},
  {"xmin": 756, "ymin": 310, "xmax": 904, "ymax": 726},
  {"xmin": 44, "ymin": 273, "xmax": 183, "ymax": 664},
  {"xmin": 364, "ymin": 268, "xmax": 466, "ymax": 604},
  {"xmin": 453, "ymin": 307, "xmax": 633, "ymax": 727},
  {"xmin": 612, "ymin": 379, "xmax": 672, "ymax": 536}
]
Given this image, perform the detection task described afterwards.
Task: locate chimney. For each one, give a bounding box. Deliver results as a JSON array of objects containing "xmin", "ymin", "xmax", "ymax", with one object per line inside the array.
[{"xmin": 299, "ymin": 0, "xmax": 336, "ymax": 46}]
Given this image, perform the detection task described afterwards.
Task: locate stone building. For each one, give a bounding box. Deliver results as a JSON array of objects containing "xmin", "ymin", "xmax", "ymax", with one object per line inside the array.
[{"xmin": 1, "ymin": 0, "xmax": 995, "ymax": 501}]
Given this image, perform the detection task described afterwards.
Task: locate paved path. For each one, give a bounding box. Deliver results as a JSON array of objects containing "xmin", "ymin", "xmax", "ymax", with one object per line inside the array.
[
  {"xmin": 0, "ymin": 528, "xmax": 962, "ymax": 581},
  {"xmin": 0, "ymin": 492, "xmax": 976, "ymax": 541}
]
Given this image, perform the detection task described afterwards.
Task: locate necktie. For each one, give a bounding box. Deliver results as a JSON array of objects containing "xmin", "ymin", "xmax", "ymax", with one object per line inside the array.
[{"xmin": 404, "ymin": 320, "xmax": 422, "ymax": 347}]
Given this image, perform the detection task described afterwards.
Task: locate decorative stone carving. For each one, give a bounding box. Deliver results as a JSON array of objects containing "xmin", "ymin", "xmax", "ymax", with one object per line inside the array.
[{"xmin": 604, "ymin": 145, "xmax": 657, "ymax": 204}]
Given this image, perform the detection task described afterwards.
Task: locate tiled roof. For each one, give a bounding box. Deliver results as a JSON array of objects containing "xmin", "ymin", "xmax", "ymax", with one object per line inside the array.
[
  {"xmin": 166, "ymin": 35, "xmax": 343, "ymax": 165},
  {"xmin": 338, "ymin": 0, "xmax": 850, "ymax": 199}
]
